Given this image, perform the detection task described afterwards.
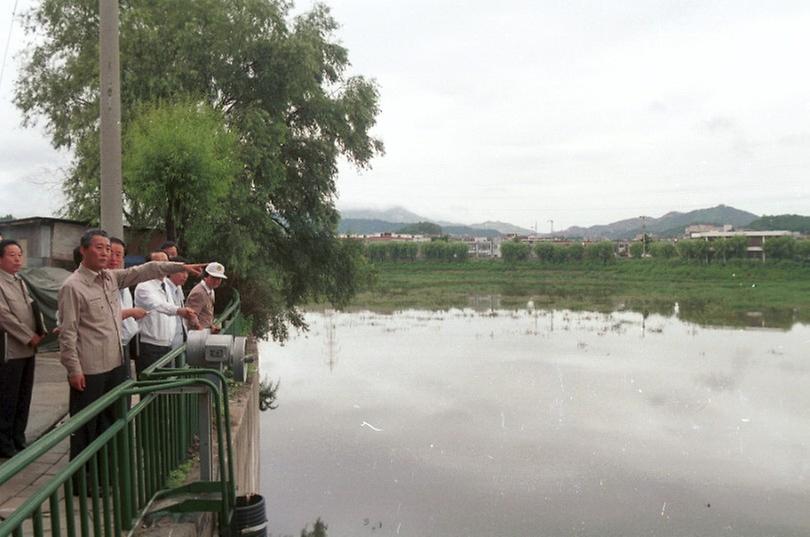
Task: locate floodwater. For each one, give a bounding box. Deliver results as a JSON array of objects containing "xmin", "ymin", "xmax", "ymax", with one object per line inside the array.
[{"xmin": 259, "ymin": 306, "xmax": 810, "ymax": 537}]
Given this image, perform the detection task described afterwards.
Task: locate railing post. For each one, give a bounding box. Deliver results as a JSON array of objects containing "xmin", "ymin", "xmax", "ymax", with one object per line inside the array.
[
  {"xmin": 198, "ymin": 388, "xmax": 213, "ymax": 481},
  {"xmin": 118, "ymin": 396, "xmax": 134, "ymax": 530}
]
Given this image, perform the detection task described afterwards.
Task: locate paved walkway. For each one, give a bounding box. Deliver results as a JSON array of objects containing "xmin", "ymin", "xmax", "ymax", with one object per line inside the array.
[{"xmin": 0, "ymin": 352, "xmax": 70, "ymax": 522}]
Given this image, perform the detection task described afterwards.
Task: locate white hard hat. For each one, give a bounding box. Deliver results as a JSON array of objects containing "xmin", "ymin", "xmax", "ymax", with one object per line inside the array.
[{"xmin": 205, "ymin": 262, "xmax": 228, "ymax": 279}]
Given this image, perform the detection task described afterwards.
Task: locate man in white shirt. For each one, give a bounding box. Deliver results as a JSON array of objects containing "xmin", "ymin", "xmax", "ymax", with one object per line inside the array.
[
  {"xmin": 134, "ymin": 257, "xmax": 198, "ymax": 377},
  {"xmin": 109, "ymin": 238, "xmax": 146, "ymax": 379},
  {"xmin": 165, "ymin": 256, "xmax": 200, "ymax": 348}
]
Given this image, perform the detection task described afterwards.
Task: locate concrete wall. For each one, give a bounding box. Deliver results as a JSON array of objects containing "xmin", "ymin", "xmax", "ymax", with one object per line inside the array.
[
  {"xmin": 231, "ymin": 341, "xmax": 261, "ymax": 496},
  {"xmin": 52, "ymin": 221, "xmax": 86, "ymax": 265}
]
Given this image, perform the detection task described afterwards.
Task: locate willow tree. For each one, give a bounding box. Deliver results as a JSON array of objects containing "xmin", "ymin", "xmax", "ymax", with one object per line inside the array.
[
  {"xmin": 124, "ymin": 100, "xmax": 239, "ymax": 245},
  {"xmin": 15, "ymin": 0, "xmax": 384, "ymax": 338}
]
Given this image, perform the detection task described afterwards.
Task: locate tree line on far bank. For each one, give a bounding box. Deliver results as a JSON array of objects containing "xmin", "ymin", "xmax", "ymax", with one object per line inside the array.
[
  {"xmin": 366, "ymin": 240, "xmax": 469, "ymax": 262},
  {"xmin": 363, "ymin": 235, "xmax": 810, "ymax": 265}
]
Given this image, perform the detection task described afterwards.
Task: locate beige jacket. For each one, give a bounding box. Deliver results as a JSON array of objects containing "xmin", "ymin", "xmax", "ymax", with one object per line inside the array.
[
  {"xmin": 58, "ymin": 262, "xmax": 185, "ymax": 376},
  {"xmin": 186, "ymin": 281, "xmax": 215, "ymax": 330},
  {"xmin": 0, "ymin": 269, "xmax": 37, "ymax": 360}
]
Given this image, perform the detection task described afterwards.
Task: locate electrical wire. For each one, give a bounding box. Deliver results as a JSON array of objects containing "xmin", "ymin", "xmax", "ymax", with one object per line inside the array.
[{"xmin": 0, "ymin": 0, "xmax": 20, "ymax": 91}]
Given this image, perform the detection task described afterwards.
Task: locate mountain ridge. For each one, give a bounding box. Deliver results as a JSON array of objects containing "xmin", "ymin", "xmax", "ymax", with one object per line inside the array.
[{"xmin": 338, "ymin": 205, "xmax": 766, "ymax": 239}]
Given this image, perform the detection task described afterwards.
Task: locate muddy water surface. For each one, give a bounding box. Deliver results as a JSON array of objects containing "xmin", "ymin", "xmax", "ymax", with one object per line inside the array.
[{"xmin": 259, "ymin": 308, "xmax": 810, "ymax": 537}]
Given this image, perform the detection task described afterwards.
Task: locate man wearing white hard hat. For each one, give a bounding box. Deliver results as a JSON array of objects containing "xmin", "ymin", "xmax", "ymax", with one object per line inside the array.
[{"xmin": 186, "ymin": 262, "xmax": 227, "ymax": 334}]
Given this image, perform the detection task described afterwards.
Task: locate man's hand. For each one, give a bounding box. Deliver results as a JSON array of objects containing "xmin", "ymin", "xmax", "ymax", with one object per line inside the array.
[
  {"xmin": 28, "ymin": 334, "xmax": 44, "ymax": 348},
  {"xmin": 68, "ymin": 373, "xmax": 86, "ymax": 391},
  {"xmin": 183, "ymin": 263, "xmax": 208, "ymax": 277},
  {"xmin": 123, "ymin": 307, "xmax": 148, "ymax": 321},
  {"xmin": 211, "ymin": 324, "xmax": 221, "ymax": 334},
  {"xmin": 178, "ymin": 308, "xmax": 198, "ymax": 322}
]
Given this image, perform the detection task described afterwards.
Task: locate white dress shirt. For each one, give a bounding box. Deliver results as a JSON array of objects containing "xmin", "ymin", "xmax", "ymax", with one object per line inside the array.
[
  {"xmin": 134, "ymin": 279, "xmax": 182, "ymax": 347},
  {"xmin": 119, "ymin": 288, "xmax": 139, "ymax": 345},
  {"xmin": 163, "ymin": 277, "xmax": 187, "ymax": 349}
]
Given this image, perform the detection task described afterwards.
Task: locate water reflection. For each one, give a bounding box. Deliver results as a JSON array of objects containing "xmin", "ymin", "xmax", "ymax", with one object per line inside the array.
[
  {"xmin": 261, "ymin": 309, "xmax": 810, "ymax": 537},
  {"xmin": 339, "ymin": 294, "xmax": 805, "ymax": 331}
]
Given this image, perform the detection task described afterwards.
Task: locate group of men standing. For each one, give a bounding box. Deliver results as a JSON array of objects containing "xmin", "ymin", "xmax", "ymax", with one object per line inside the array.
[{"xmin": 0, "ymin": 229, "xmax": 228, "ymax": 461}]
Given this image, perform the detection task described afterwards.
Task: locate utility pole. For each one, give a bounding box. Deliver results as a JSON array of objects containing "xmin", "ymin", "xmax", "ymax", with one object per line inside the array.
[
  {"xmin": 641, "ymin": 216, "xmax": 647, "ymax": 257},
  {"xmin": 99, "ymin": 0, "xmax": 124, "ymax": 238}
]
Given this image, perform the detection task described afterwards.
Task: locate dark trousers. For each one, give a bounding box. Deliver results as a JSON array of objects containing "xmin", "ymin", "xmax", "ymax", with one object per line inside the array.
[
  {"xmin": 122, "ymin": 343, "xmax": 132, "ymax": 380},
  {"xmin": 68, "ymin": 365, "xmax": 128, "ymax": 461},
  {"xmin": 136, "ymin": 341, "xmax": 171, "ymax": 378},
  {"xmin": 0, "ymin": 356, "xmax": 35, "ymax": 453}
]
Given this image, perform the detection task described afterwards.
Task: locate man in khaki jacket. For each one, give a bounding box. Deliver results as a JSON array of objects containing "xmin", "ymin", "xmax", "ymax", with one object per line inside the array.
[
  {"xmin": 0, "ymin": 240, "xmax": 44, "ymax": 458},
  {"xmin": 186, "ymin": 262, "xmax": 227, "ymax": 333},
  {"xmin": 58, "ymin": 229, "xmax": 204, "ymax": 461}
]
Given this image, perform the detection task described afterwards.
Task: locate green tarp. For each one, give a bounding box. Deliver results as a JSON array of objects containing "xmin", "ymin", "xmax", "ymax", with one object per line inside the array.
[{"xmin": 20, "ymin": 266, "xmax": 71, "ymax": 353}]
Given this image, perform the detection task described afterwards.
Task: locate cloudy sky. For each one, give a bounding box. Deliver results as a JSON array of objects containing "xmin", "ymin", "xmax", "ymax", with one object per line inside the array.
[{"xmin": 2, "ymin": 1, "xmax": 810, "ymax": 229}]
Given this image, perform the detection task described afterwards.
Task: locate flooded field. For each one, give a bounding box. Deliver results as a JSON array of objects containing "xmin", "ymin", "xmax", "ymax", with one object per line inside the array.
[{"xmin": 259, "ymin": 306, "xmax": 810, "ymax": 537}]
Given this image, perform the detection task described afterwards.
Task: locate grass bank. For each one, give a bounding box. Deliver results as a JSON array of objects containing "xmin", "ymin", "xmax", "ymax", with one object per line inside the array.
[{"xmin": 347, "ymin": 259, "xmax": 810, "ymax": 328}]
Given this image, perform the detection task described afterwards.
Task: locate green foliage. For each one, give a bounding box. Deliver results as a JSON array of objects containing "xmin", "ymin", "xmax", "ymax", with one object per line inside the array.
[
  {"xmin": 676, "ymin": 239, "xmax": 709, "ymax": 262},
  {"xmin": 747, "ymin": 214, "xmax": 810, "ymax": 234},
  {"xmin": 390, "ymin": 242, "xmax": 419, "ymax": 261},
  {"xmin": 123, "ymin": 100, "xmax": 238, "ymax": 242},
  {"xmin": 763, "ymin": 236, "xmax": 796, "ymax": 260},
  {"xmin": 301, "ymin": 519, "xmax": 328, "ymax": 537},
  {"xmin": 166, "ymin": 457, "xmax": 196, "ymax": 488},
  {"xmin": 420, "ymin": 241, "xmax": 468, "ymax": 262},
  {"xmin": 711, "ymin": 236, "xmax": 748, "ymax": 263},
  {"xmin": 396, "ymin": 221, "xmax": 443, "ymax": 235},
  {"xmin": 628, "ymin": 242, "xmax": 644, "ymax": 258},
  {"xmin": 584, "ymin": 241, "xmax": 615, "ymax": 263},
  {"xmin": 0, "ymin": 214, "xmax": 13, "ymax": 222},
  {"xmin": 365, "ymin": 241, "xmax": 419, "ymax": 262},
  {"xmin": 532, "ymin": 242, "xmax": 586, "ymax": 263},
  {"xmin": 16, "ymin": 0, "xmax": 384, "ymax": 339},
  {"xmin": 534, "ymin": 242, "xmax": 555, "ymax": 262},
  {"xmin": 563, "ymin": 243, "xmax": 585, "ymax": 262},
  {"xmin": 259, "ymin": 378, "xmax": 280, "ymax": 411},
  {"xmin": 796, "ymin": 240, "xmax": 810, "ymax": 260},
  {"xmin": 649, "ymin": 241, "xmax": 677, "ymax": 259},
  {"xmin": 500, "ymin": 241, "xmax": 531, "ymax": 263}
]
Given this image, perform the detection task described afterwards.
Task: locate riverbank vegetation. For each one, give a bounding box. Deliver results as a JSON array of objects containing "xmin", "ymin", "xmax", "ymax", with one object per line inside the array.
[{"xmin": 348, "ymin": 258, "xmax": 810, "ymax": 328}]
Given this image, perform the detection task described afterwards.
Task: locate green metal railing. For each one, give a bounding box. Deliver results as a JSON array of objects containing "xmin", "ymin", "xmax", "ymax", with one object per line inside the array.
[{"xmin": 0, "ymin": 292, "xmax": 245, "ymax": 537}]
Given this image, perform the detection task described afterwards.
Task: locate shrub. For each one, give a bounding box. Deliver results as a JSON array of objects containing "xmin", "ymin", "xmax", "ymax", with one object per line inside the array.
[
  {"xmin": 501, "ymin": 241, "xmax": 531, "ymax": 263},
  {"xmin": 584, "ymin": 241, "xmax": 615, "ymax": 263},
  {"xmin": 534, "ymin": 242, "xmax": 555, "ymax": 262},
  {"xmin": 649, "ymin": 241, "xmax": 677, "ymax": 259},
  {"xmin": 763, "ymin": 236, "xmax": 796, "ymax": 260},
  {"xmin": 421, "ymin": 241, "xmax": 469, "ymax": 262}
]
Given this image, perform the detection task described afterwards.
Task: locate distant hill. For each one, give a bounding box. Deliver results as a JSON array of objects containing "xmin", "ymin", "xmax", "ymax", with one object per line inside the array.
[
  {"xmin": 339, "ymin": 218, "xmax": 502, "ymax": 238},
  {"xmin": 397, "ymin": 222, "xmax": 443, "ymax": 235},
  {"xmin": 339, "ymin": 207, "xmax": 425, "ymax": 223},
  {"xmin": 469, "ymin": 221, "xmax": 535, "ymax": 235},
  {"xmin": 339, "ymin": 218, "xmax": 404, "ymax": 235},
  {"xmin": 339, "ymin": 204, "xmax": 762, "ymax": 240},
  {"xmin": 747, "ymin": 214, "xmax": 810, "ymax": 234},
  {"xmin": 440, "ymin": 225, "xmax": 501, "ymax": 238},
  {"xmin": 556, "ymin": 205, "xmax": 759, "ymax": 240}
]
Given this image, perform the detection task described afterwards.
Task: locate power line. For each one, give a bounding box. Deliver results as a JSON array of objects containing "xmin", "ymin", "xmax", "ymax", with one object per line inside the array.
[{"xmin": 0, "ymin": 0, "xmax": 20, "ymax": 91}]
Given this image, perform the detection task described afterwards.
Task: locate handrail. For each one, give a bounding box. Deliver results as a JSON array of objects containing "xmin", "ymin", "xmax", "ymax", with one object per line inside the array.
[
  {"xmin": 142, "ymin": 368, "xmax": 237, "ymax": 509},
  {"xmin": 0, "ymin": 292, "xmax": 245, "ymax": 537},
  {"xmin": 0, "ymin": 378, "xmax": 136, "ymax": 483},
  {"xmin": 0, "ymin": 378, "xmax": 230, "ymax": 533}
]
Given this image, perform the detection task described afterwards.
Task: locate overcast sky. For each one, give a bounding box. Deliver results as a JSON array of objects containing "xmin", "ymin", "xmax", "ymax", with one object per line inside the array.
[{"xmin": 2, "ymin": 1, "xmax": 810, "ymax": 229}]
